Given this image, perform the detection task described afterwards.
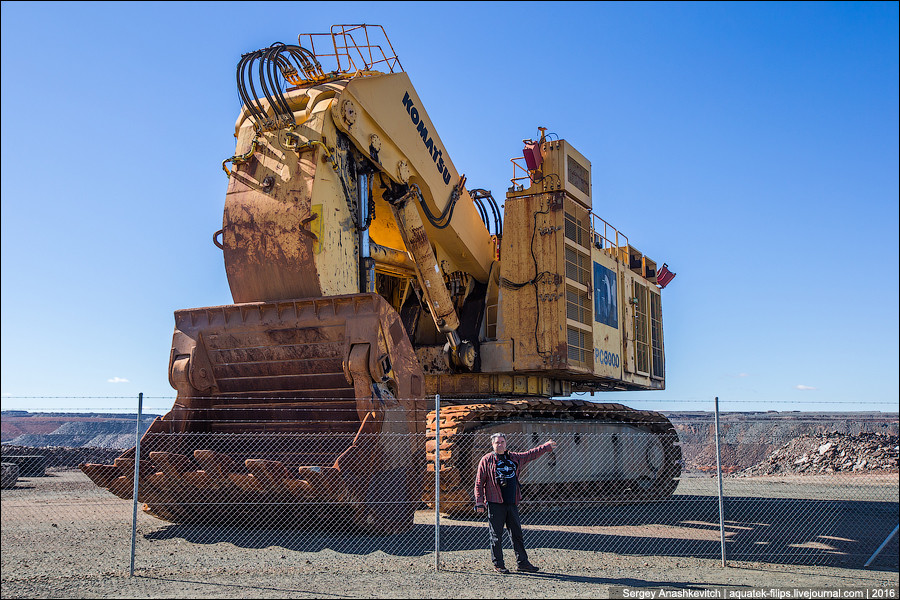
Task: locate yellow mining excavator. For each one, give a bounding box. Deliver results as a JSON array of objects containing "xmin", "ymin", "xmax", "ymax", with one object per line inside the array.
[{"xmin": 82, "ymin": 25, "xmax": 680, "ymax": 532}]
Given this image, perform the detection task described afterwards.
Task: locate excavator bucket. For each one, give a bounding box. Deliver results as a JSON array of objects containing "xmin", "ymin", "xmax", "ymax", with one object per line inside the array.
[{"xmin": 81, "ymin": 293, "xmax": 427, "ymax": 533}]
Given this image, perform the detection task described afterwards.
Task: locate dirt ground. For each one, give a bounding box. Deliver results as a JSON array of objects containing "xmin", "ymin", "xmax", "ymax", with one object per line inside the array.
[{"xmin": 1, "ymin": 471, "xmax": 897, "ymax": 599}]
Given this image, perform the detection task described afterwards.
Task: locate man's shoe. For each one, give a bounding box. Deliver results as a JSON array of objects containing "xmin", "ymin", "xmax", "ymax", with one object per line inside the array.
[
  {"xmin": 494, "ymin": 566, "xmax": 510, "ymax": 574},
  {"xmin": 517, "ymin": 563, "xmax": 540, "ymax": 573}
]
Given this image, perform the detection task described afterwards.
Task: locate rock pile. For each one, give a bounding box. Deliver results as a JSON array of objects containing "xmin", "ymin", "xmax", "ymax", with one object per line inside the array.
[
  {"xmin": 6, "ymin": 418, "xmax": 156, "ymax": 449},
  {"xmin": 0, "ymin": 445, "xmax": 123, "ymax": 470},
  {"xmin": 739, "ymin": 431, "xmax": 898, "ymax": 476},
  {"xmin": 667, "ymin": 411, "xmax": 898, "ymax": 474}
]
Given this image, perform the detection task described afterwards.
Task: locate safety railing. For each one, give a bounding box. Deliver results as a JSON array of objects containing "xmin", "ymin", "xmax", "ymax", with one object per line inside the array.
[
  {"xmin": 509, "ymin": 155, "xmax": 534, "ymax": 190},
  {"xmin": 591, "ymin": 213, "xmax": 630, "ymax": 264},
  {"xmin": 506, "ymin": 156, "xmax": 633, "ymax": 266},
  {"xmin": 298, "ymin": 24, "xmax": 403, "ymax": 76}
]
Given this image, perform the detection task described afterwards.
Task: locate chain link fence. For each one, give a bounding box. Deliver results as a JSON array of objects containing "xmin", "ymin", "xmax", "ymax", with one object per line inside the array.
[{"xmin": 2, "ymin": 398, "xmax": 897, "ymax": 582}]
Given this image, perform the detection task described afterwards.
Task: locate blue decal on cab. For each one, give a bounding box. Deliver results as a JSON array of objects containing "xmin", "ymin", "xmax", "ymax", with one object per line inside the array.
[{"xmin": 593, "ymin": 262, "xmax": 618, "ymax": 329}]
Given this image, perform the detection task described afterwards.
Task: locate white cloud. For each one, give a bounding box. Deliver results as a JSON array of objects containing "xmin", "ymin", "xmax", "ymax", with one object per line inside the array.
[
  {"xmin": 107, "ymin": 377, "xmax": 130, "ymax": 384},
  {"xmin": 737, "ymin": 373, "xmax": 750, "ymax": 378},
  {"xmin": 795, "ymin": 385, "xmax": 817, "ymax": 391}
]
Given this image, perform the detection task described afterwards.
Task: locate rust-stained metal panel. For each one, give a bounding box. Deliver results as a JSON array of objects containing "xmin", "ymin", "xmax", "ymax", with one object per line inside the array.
[
  {"xmin": 497, "ymin": 190, "xmax": 567, "ymax": 372},
  {"xmin": 83, "ymin": 293, "xmax": 428, "ymax": 532},
  {"xmin": 224, "ymin": 87, "xmax": 359, "ymax": 303},
  {"xmin": 496, "ymin": 184, "xmax": 663, "ymax": 392}
]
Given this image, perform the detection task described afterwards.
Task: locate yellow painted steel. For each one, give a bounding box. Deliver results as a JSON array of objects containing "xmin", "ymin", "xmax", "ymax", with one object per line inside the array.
[
  {"xmin": 332, "ymin": 72, "xmax": 496, "ymax": 282},
  {"xmin": 220, "ymin": 28, "xmax": 666, "ymax": 392},
  {"xmin": 224, "ymin": 82, "xmax": 360, "ymax": 302},
  {"xmin": 499, "ymin": 137, "xmax": 666, "ymax": 391}
]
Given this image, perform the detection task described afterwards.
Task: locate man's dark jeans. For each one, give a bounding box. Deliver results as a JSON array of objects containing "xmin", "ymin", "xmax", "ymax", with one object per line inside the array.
[{"xmin": 486, "ymin": 501, "xmax": 528, "ymax": 568}]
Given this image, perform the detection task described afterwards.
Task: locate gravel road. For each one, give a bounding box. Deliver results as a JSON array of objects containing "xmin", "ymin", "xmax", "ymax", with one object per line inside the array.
[{"xmin": 2, "ymin": 470, "xmax": 897, "ymax": 598}]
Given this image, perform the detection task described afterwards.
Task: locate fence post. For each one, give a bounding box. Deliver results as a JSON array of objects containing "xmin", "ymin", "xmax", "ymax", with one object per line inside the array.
[
  {"xmin": 714, "ymin": 396, "xmax": 727, "ymax": 567},
  {"xmin": 864, "ymin": 524, "xmax": 899, "ymax": 568},
  {"xmin": 434, "ymin": 394, "xmax": 441, "ymax": 572},
  {"xmin": 130, "ymin": 393, "xmax": 143, "ymax": 577}
]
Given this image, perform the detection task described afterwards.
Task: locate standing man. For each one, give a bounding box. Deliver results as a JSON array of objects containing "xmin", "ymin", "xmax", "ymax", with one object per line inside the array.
[{"xmin": 474, "ymin": 432, "xmax": 557, "ymax": 573}]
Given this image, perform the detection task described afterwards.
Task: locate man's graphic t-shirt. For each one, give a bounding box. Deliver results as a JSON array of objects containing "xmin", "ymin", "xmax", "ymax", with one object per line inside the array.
[{"xmin": 495, "ymin": 454, "xmax": 518, "ymax": 504}]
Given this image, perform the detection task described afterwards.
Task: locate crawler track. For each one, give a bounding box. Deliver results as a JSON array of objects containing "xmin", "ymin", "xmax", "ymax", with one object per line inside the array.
[{"xmin": 424, "ymin": 399, "xmax": 682, "ymax": 512}]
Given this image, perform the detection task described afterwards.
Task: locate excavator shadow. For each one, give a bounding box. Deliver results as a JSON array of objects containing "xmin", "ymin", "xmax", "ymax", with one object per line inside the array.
[
  {"xmin": 144, "ymin": 521, "xmax": 440, "ymax": 557},
  {"xmin": 143, "ymin": 495, "xmax": 898, "ymax": 569},
  {"xmin": 443, "ymin": 495, "xmax": 898, "ymax": 569}
]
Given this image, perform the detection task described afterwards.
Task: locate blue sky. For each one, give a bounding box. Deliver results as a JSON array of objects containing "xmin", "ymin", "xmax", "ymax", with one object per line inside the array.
[{"xmin": 2, "ymin": 2, "xmax": 897, "ymax": 414}]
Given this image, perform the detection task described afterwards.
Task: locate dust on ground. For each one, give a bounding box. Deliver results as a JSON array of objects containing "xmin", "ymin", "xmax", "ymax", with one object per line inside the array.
[{"xmin": 2, "ymin": 470, "xmax": 897, "ymax": 598}]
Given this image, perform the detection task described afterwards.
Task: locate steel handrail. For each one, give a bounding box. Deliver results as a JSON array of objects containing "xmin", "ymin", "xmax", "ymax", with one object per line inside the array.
[{"xmin": 297, "ymin": 24, "xmax": 403, "ymax": 76}]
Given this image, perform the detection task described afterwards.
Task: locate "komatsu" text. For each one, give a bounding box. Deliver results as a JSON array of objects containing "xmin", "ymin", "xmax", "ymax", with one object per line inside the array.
[{"xmin": 402, "ymin": 91, "xmax": 452, "ymax": 185}]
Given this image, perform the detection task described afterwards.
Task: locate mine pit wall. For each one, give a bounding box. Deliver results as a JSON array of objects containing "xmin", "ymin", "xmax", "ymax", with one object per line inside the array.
[{"xmin": 668, "ymin": 411, "xmax": 899, "ymax": 474}]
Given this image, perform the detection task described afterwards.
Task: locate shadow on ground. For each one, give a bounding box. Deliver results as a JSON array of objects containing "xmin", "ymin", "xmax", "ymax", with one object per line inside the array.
[
  {"xmin": 136, "ymin": 571, "xmax": 711, "ymax": 594},
  {"xmin": 144, "ymin": 495, "xmax": 898, "ymax": 570}
]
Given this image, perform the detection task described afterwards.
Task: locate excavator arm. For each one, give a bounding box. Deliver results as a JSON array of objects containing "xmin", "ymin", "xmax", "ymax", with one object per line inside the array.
[
  {"xmin": 331, "ymin": 71, "xmax": 496, "ymax": 283},
  {"xmin": 223, "ymin": 59, "xmax": 495, "ymax": 368}
]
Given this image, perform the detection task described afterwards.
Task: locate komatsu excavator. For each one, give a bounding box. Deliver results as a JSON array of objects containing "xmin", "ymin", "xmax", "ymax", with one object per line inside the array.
[{"xmin": 82, "ymin": 25, "xmax": 680, "ymax": 532}]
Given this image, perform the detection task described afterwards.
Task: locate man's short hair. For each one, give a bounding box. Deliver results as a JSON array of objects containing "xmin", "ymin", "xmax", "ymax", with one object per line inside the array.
[{"xmin": 490, "ymin": 433, "xmax": 506, "ymax": 442}]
